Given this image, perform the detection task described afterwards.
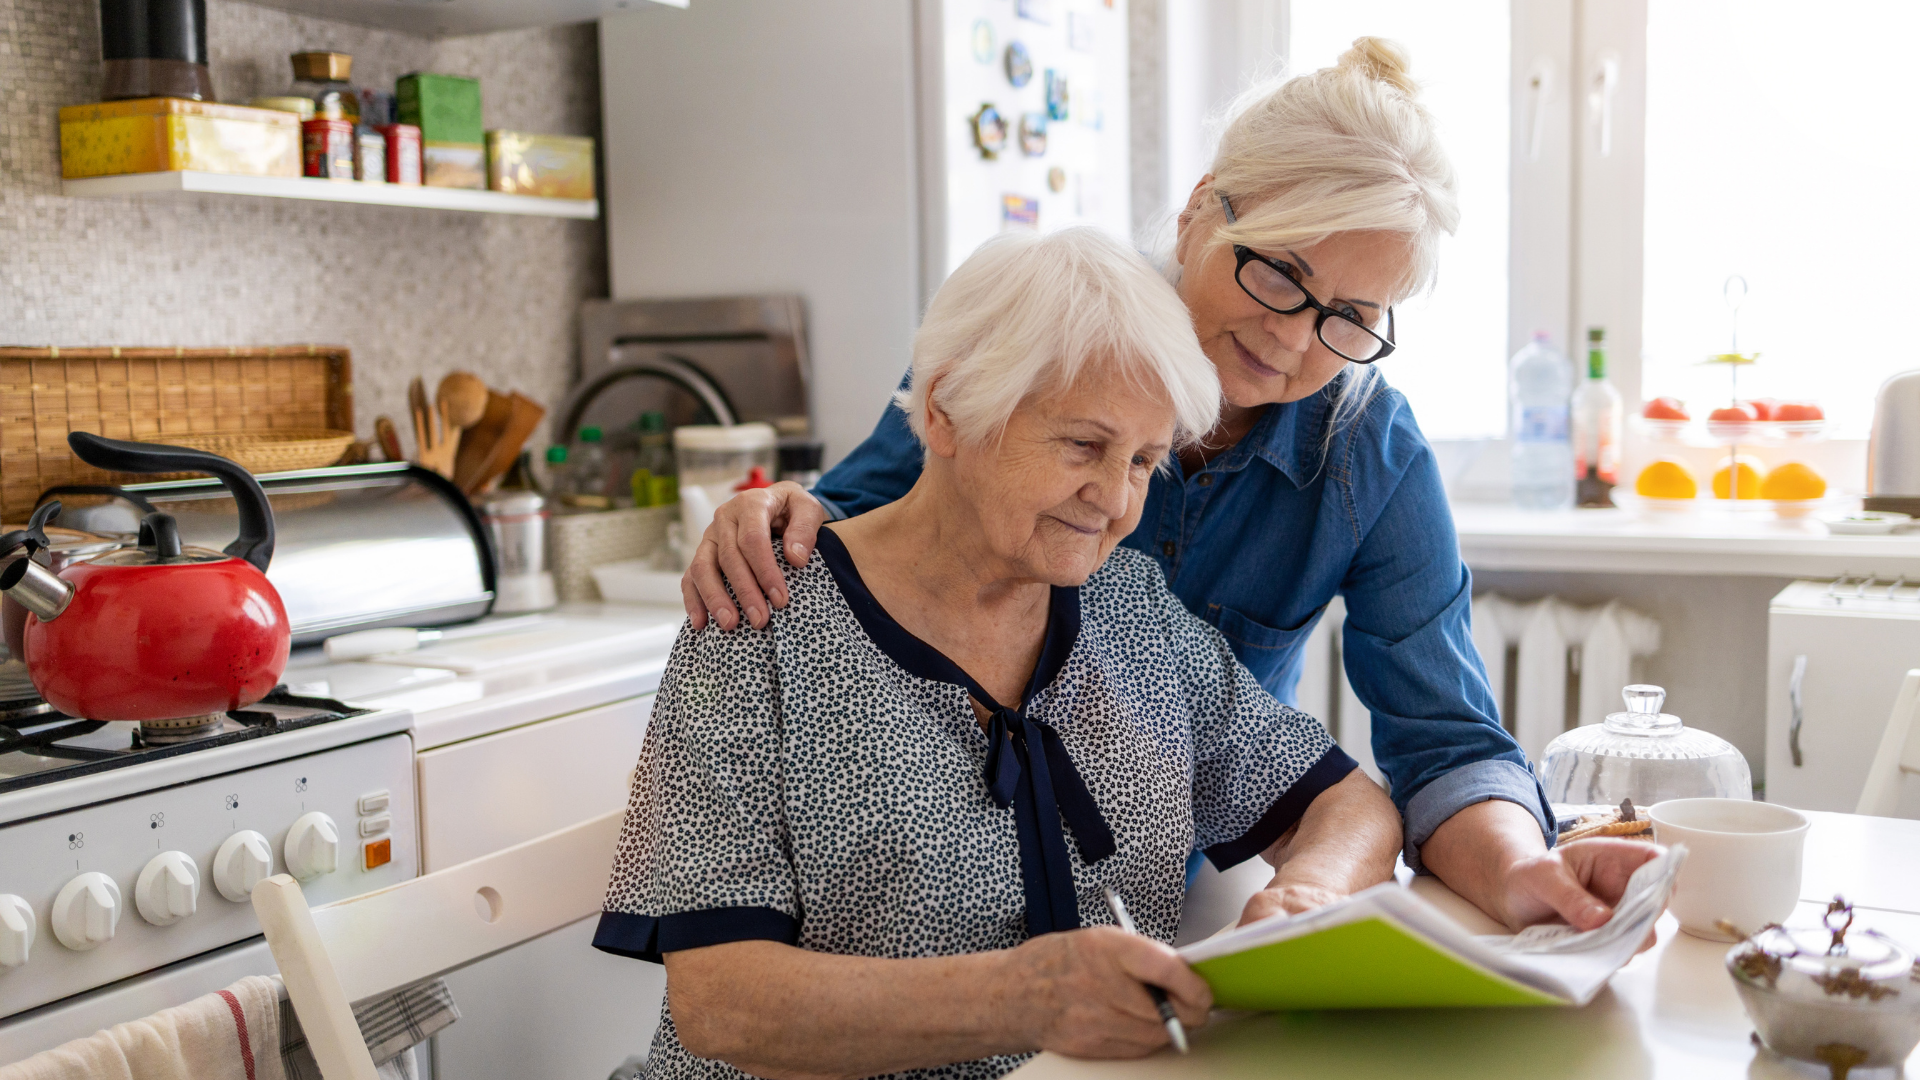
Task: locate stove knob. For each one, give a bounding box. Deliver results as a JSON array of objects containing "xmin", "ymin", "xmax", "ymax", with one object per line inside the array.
[
  {"xmin": 284, "ymin": 812, "xmax": 340, "ymax": 881},
  {"xmin": 135, "ymin": 851, "xmax": 201, "ymax": 926},
  {"xmin": 52, "ymin": 872, "xmax": 121, "ymax": 951},
  {"xmin": 0, "ymin": 894, "xmax": 34, "ymax": 968},
  {"xmin": 213, "ymin": 831, "xmax": 274, "ymax": 902}
]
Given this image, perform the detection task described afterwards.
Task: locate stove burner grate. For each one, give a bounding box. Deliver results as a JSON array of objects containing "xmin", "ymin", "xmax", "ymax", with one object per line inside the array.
[{"xmin": 0, "ymin": 688, "xmax": 371, "ymax": 796}]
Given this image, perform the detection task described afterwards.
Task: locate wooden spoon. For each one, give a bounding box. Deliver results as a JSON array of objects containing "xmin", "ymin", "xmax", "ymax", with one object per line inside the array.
[{"xmin": 437, "ymin": 371, "xmax": 489, "ymax": 430}]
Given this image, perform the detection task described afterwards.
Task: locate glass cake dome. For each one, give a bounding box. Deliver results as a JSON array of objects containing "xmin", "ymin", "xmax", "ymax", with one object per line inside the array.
[{"xmin": 1539, "ymin": 684, "xmax": 1752, "ymax": 819}]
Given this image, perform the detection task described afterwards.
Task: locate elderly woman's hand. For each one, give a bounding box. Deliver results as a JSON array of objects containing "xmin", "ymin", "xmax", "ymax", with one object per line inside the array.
[
  {"xmin": 1237, "ymin": 882, "xmax": 1345, "ymax": 925},
  {"xmin": 682, "ymin": 480, "xmax": 826, "ymax": 631},
  {"xmin": 1011, "ymin": 926, "xmax": 1212, "ymax": 1058}
]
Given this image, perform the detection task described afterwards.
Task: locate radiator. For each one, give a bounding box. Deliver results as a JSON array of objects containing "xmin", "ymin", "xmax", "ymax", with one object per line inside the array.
[{"xmin": 1295, "ymin": 595, "xmax": 1661, "ymax": 776}]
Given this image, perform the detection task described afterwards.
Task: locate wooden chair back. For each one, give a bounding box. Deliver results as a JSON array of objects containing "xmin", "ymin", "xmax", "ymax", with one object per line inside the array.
[
  {"xmin": 252, "ymin": 810, "xmax": 623, "ymax": 1080},
  {"xmin": 1856, "ymin": 669, "xmax": 1920, "ymax": 817}
]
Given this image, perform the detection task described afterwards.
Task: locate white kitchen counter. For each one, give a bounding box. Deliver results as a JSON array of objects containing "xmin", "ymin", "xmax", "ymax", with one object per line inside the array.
[
  {"xmin": 283, "ymin": 602, "xmax": 686, "ymax": 750},
  {"xmin": 1452, "ymin": 501, "xmax": 1920, "ymax": 577}
]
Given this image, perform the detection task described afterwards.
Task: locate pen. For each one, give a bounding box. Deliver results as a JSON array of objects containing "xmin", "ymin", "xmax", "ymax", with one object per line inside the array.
[{"xmin": 1101, "ymin": 885, "xmax": 1189, "ymax": 1055}]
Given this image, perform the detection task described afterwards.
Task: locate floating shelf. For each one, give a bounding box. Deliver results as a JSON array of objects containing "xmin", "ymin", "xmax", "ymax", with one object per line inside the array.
[{"xmin": 62, "ymin": 170, "xmax": 599, "ymax": 219}]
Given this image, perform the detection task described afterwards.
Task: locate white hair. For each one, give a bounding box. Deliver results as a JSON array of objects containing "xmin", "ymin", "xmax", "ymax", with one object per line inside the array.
[
  {"xmin": 898, "ymin": 227, "xmax": 1220, "ymax": 451},
  {"xmin": 1157, "ymin": 37, "xmax": 1461, "ymax": 451}
]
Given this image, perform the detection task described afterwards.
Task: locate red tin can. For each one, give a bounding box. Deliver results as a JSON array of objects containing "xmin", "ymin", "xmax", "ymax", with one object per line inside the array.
[
  {"xmin": 378, "ymin": 123, "xmax": 422, "ymax": 185},
  {"xmin": 301, "ymin": 118, "xmax": 355, "ymax": 179}
]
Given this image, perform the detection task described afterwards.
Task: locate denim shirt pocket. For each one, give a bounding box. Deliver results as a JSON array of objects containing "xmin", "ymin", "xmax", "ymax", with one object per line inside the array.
[{"xmin": 1203, "ymin": 602, "xmax": 1326, "ymax": 651}]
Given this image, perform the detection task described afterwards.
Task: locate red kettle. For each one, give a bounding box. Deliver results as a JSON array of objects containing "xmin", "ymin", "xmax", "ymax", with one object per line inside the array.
[{"xmin": 0, "ymin": 433, "xmax": 290, "ymax": 726}]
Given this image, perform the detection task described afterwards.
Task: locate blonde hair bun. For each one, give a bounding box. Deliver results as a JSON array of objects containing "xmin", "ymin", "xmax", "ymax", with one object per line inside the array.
[{"xmin": 1336, "ymin": 36, "xmax": 1419, "ymax": 98}]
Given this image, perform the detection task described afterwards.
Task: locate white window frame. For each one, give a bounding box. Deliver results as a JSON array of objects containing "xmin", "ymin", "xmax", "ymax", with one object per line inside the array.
[{"xmin": 1512, "ymin": 0, "xmax": 1648, "ymax": 413}]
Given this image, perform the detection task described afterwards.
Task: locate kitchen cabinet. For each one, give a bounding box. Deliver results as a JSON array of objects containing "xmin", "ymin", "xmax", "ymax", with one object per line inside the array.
[{"xmin": 414, "ymin": 694, "xmax": 651, "ymax": 871}]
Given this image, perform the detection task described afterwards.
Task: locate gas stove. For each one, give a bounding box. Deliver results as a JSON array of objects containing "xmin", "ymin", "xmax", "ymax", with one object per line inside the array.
[
  {"xmin": 0, "ymin": 661, "xmax": 416, "ymax": 1025},
  {"xmin": 0, "ymin": 690, "xmax": 374, "ymax": 795}
]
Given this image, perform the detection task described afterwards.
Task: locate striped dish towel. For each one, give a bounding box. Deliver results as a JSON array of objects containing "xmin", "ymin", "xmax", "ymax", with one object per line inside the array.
[{"xmin": 278, "ymin": 979, "xmax": 459, "ymax": 1080}]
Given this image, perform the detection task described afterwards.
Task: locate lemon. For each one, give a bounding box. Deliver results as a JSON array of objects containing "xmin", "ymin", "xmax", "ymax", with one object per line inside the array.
[
  {"xmin": 1760, "ymin": 462, "xmax": 1826, "ymax": 500},
  {"xmin": 1712, "ymin": 456, "xmax": 1765, "ymax": 500},
  {"xmin": 1635, "ymin": 460, "xmax": 1697, "ymax": 500}
]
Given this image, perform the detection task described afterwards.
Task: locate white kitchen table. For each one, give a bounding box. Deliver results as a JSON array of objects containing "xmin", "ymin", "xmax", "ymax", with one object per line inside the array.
[{"xmin": 1010, "ymin": 811, "xmax": 1920, "ymax": 1080}]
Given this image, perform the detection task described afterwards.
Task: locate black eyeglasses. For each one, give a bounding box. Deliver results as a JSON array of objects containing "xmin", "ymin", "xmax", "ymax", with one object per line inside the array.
[{"xmin": 1218, "ymin": 194, "xmax": 1396, "ymax": 364}]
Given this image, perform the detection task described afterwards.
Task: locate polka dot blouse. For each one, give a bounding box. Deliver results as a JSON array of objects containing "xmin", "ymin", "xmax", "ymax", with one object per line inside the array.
[{"xmin": 594, "ymin": 529, "xmax": 1355, "ymax": 1079}]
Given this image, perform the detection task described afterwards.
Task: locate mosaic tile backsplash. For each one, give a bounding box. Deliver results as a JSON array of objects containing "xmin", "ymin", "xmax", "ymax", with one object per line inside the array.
[{"xmin": 0, "ymin": 0, "xmax": 607, "ymax": 448}]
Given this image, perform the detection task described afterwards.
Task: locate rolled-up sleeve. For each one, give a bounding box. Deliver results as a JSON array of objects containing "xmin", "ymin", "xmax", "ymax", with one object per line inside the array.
[{"xmin": 592, "ymin": 616, "xmax": 799, "ymax": 964}]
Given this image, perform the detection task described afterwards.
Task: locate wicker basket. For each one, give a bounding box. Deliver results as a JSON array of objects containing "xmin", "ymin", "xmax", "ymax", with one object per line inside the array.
[
  {"xmin": 549, "ymin": 505, "xmax": 675, "ymax": 602},
  {"xmin": 0, "ymin": 345, "xmax": 353, "ymax": 520},
  {"xmin": 139, "ymin": 428, "xmax": 356, "ymax": 475}
]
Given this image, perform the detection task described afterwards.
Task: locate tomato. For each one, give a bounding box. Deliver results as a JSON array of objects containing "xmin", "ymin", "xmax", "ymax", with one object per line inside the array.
[
  {"xmin": 1643, "ymin": 396, "xmax": 1689, "ymax": 420},
  {"xmin": 1773, "ymin": 401, "xmax": 1824, "ymax": 422},
  {"xmin": 1709, "ymin": 403, "xmax": 1759, "ymax": 422},
  {"xmin": 1744, "ymin": 399, "xmax": 1778, "ymax": 421}
]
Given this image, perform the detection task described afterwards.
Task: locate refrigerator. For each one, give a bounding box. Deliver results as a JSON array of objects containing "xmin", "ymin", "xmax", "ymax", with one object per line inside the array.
[
  {"xmin": 1766, "ymin": 579, "xmax": 1920, "ymax": 818},
  {"xmin": 599, "ymin": 0, "xmax": 1131, "ymax": 464}
]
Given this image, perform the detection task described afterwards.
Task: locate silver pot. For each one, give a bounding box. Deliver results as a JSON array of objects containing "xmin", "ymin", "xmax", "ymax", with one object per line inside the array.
[{"xmin": 1726, "ymin": 898, "xmax": 1920, "ymax": 1076}]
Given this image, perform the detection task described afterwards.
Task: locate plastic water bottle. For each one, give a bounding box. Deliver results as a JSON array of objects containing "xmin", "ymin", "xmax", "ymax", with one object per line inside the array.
[{"xmin": 1510, "ymin": 332, "xmax": 1574, "ymax": 510}]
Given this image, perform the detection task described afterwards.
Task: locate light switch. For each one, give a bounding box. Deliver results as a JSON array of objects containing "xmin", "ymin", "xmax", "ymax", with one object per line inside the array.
[
  {"xmin": 363, "ymin": 838, "xmax": 392, "ymax": 871},
  {"xmin": 357, "ymin": 790, "xmax": 390, "ymax": 815},
  {"xmin": 359, "ymin": 814, "xmax": 392, "ymax": 838}
]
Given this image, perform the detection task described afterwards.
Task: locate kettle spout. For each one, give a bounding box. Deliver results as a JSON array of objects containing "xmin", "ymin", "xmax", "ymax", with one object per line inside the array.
[{"xmin": 0, "ymin": 558, "xmax": 74, "ymax": 621}]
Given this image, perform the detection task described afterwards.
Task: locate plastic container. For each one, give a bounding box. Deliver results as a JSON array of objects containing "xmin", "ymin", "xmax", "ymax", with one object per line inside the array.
[
  {"xmin": 674, "ymin": 423, "xmax": 778, "ymax": 494},
  {"xmin": 674, "ymin": 423, "xmax": 778, "ymax": 563},
  {"xmin": 1509, "ymin": 332, "xmax": 1574, "ymax": 510},
  {"xmin": 1538, "ymin": 684, "xmax": 1753, "ymax": 820},
  {"xmin": 629, "ymin": 412, "xmax": 678, "ymax": 508},
  {"xmin": 557, "ymin": 427, "xmax": 612, "ymax": 510}
]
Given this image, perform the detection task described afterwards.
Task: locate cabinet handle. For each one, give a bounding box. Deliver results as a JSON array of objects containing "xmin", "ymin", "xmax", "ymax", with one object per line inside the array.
[{"xmin": 1789, "ymin": 654, "xmax": 1807, "ymax": 767}]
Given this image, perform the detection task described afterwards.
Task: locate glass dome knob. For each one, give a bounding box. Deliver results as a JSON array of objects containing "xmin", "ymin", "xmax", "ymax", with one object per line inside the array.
[{"xmin": 1605, "ymin": 684, "xmax": 1682, "ymax": 735}]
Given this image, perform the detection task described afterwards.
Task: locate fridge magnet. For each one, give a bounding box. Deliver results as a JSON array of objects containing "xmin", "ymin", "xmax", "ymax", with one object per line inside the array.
[
  {"xmin": 1047, "ymin": 166, "xmax": 1067, "ymax": 192},
  {"xmin": 969, "ymin": 103, "xmax": 1009, "ymax": 160},
  {"xmin": 1015, "ymin": 0, "xmax": 1054, "ymax": 25},
  {"xmin": 1002, "ymin": 194, "xmax": 1040, "ymax": 230},
  {"xmin": 1003, "ymin": 41, "xmax": 1034, "ymax": 88},
  {"xmin": 1018, "ymin": 112, "xmax": 1048, "ymax": 157},
  {"xmin": 971, "ymin": 19, "xmax": 995, "ymax": 64},
  {"xmin": 1067, "ymin": 11, "xmax": 1096, "ymax": 52},
  {"xmin": 1045, "ymin": 69, "xmax": 1069, "ymax": 120},
  {"xmin": 1078, "ymin": 85, "xmax": 1103, "ymax": 130}
]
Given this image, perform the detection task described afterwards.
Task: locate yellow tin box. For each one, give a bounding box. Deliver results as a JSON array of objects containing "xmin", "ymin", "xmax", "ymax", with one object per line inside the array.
[
  {"xmin": 486, "ymin": 131, "xmax": 594, "ymax": 200},
  {"xmin": 60, "ymin": 98, "xmax": 301, "ymax": 179}
]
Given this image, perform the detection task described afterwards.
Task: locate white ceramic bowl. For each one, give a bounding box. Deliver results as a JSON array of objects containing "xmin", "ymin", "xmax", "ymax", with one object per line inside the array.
[{"xmin": 1650, "ymin": 799, "xmax": 1809, "ymax": 941}]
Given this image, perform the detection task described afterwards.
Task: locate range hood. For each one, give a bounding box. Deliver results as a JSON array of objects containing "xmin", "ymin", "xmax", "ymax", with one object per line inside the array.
[{"xmin": 237, "ymin": 0, "xmax": 684, "ymax": 39}]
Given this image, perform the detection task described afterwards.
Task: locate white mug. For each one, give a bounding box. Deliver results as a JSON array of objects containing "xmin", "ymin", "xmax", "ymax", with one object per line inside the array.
[{"xmin": 1650, "ymin": 798, "xmax": 1810, "ymax": 941}]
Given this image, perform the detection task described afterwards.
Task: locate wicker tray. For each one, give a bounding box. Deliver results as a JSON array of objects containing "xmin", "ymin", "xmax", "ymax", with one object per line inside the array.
[
  {"xmin": 0, "ymin": 345, "xmax": 353, "ymax": 520},
  {"xmin": 140, "ymin": 428, "xmax": 356, "ymax": 475}
]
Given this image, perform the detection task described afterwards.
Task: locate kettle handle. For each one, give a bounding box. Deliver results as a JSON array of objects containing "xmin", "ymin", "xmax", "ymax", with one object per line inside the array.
[{"xmin": 66, "ymin": 432, "xmax": 275, "ymax": 573}]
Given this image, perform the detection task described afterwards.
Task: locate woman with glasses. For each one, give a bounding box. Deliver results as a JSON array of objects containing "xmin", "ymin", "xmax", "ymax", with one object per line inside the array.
[{"xmin": 680, "ymin": 39, "xmax": 1657, "ymax": 934}]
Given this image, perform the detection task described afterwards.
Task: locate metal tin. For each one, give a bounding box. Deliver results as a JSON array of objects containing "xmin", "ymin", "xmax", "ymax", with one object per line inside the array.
[
  {"xmin": 485, "ymin": 131, "xmax": 595, "ymax": 200},
  {"xmin": 59, "ymin": 99, "xmax": 300, "ymax": 179},
  {"xmin": 355, "ymin": 128, "xmax": 386, "ymax": 183},
  {"xmin": 1728, "ymin": 899, "xmax": 1920, "ymax": 1072},
  {"xmin": 379, "ymin": 123, "xmax": 422, "ymax": 185},
  {"xmin": 302, "ymin": 118, "xmax": 355, "ymax": 179}
]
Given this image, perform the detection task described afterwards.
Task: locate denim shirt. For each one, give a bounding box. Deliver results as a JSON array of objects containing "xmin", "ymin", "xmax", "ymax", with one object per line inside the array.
[{"xmin": 812, "ymin": 374, "xmax": 1555, "ymax": 869}]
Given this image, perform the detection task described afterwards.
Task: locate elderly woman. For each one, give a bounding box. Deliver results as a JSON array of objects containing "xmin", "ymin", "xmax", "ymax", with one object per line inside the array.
[
  {"xmin": 593, "ymin": 227, "xmax": 1400, "ymax": 1078},
  {"xmin": 682, "ymin": 39, "xmax": 1659, "ymax": 934}
]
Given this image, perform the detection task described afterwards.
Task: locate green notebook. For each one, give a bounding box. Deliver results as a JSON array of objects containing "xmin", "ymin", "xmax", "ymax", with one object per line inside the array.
[{"xmin": 1178, "ymin": 846, "xmax": 1683, "ymax": 1011}]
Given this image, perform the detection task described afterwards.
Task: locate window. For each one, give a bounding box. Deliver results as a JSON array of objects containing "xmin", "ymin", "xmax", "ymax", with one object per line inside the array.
[
  {"xmin": 1290, "ymin": 0, "xmax": 1513, "ymax": 440},
  {"xmin": 1641, "ymin": 0, "xmax": 1917, "ymax": 437}
]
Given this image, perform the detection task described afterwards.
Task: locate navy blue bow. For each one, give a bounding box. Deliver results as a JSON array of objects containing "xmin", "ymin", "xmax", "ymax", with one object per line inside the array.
[{"xmin": 983, "ymin": 705, "xmax": 1116, "ymax": 937}]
